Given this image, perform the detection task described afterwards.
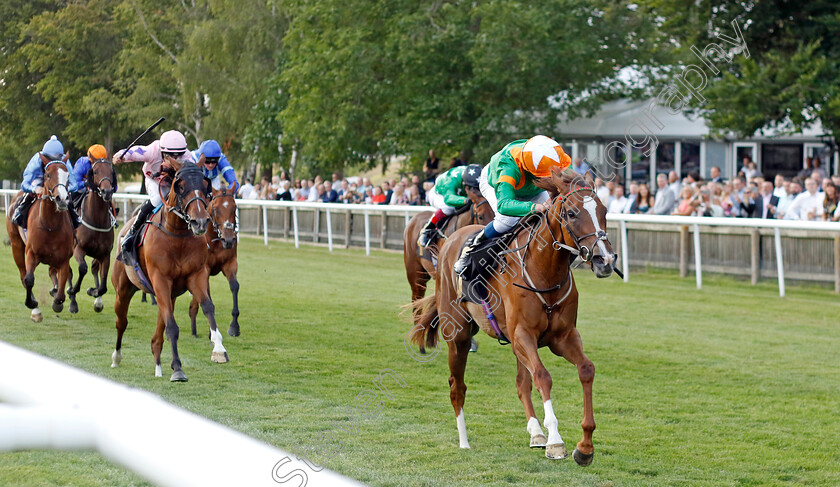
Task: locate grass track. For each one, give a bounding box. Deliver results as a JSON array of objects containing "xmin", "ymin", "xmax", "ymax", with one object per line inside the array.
[{"xmin": 0, "ymin": 223, "xmax": 838, "ymax": 486}]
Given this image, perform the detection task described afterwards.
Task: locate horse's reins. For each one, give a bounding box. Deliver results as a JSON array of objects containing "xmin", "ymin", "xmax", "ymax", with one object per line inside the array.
[
  {"xmin": 501, "ymin": 185, "xmax": 613, "ymax": 317},
  {"xmin": 36, "ymin": 161, "xmax": 71, "ymax": 232},
  {"xmin": 208, "ymin": 192, "xmax": 238, "ymax": 243},
  {"xmin": 152, "ymin": 171, "xmax": 209, "ymax": 237},
  {"xmin": 80, "ymin": 160, "xmax": 117, "ymax": 232}
]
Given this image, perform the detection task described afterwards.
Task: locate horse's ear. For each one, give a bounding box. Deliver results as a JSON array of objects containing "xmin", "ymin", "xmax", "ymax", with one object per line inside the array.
[
  {"xmin": 62, "ymin": 153, "xmax": 69, "ymax": 163},
  {"xmin": 197, "ymin": 154, "xmax": 206, "ymax": 169},
  {"xmin": 534, "ymin": 174, "xmax": 560, "ymax": 199},
  {"xmin": 40, "ymin": 153, "xmax": 50, "ymax": 166},
  {"xmin": 212, "ymin": 186, "xmax": 221, "ymax": 197},
  {"xmin": 165, "ymin": 155, "xmax": 183, "ymax": 172}
]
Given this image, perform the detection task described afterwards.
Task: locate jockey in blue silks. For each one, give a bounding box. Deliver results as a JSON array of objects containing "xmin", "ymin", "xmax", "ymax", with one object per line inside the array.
[
  {"xmin": 192, "ymin": 140, "xmax": 238, "ymax": 191},
  {"xmin": 12, "ymin": 135, "xmax": 81, "ymax": 229}
]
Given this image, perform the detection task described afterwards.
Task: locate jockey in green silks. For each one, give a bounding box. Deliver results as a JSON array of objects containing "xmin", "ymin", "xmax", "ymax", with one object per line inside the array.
[
  {"xmin": 453, "ymin": 135, "xmax": 572, "ymax": 275},
  {"xmin": 417, "ymin": 164, "xmax": 482, "ymax": 248}
]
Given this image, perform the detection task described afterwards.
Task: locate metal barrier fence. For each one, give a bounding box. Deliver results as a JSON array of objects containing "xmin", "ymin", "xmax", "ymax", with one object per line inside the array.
[{"xmin": 2, "ymin": 190, "xmax": 838, "ymax": 296}]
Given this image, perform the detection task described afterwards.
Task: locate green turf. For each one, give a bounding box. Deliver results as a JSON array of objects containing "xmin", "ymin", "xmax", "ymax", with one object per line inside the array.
[{"xmin": 0, "ymin": 224, "xmax": 838, "ymax": 486}]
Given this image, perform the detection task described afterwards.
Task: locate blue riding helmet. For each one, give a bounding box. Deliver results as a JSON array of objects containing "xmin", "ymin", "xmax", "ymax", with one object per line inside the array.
[
  {"xmin": 198, "ymin": 140, "xmax": 222, "ymax": 159},
  {"xmin": 42, "ymin": 135, "xmax": 65, "ymax": 160}
]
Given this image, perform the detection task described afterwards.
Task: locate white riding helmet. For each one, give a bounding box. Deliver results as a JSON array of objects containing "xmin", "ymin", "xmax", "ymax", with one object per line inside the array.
[{"xmin": 160, "ymin": 130, "xmax": 188, "ymax": 155}]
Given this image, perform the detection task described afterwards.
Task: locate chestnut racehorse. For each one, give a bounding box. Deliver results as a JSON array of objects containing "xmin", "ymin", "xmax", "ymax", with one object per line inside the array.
[
  {"xmin": 410, "ymin": 168, "xmax": 616, "ymax": 464},
  {"xmin": 403, "ymin": 188, "xmax": 493, "ymax": 330},
  {"xmin": 68, "ymin": 158, "xmax": 116, "ymax": 314},
  {"xmin": 110, "ymin": 157, "xmax": 229, "ymax": 382},
  {"xmin": 190, "ymin": 187, "xmax": 240, "ymax": 338},
  {"xmin": 6, "ymin": 154, "xmax": 75, "ymax": 322}
]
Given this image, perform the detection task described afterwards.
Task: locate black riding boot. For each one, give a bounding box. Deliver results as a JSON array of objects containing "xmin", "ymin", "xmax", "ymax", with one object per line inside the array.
[
  {"xmin": 117, "ymin": 200, "xmax": 154, "ymax": 264},
  {"xmin": 417, "ymin": 217, "xmax": 438, "ymax": 248},
  {"xmin": 67, "ymin": 205, "xmax": 81, "ymax": 229},
  {"xmin": 454, "ymin": 231, "xmax": 488, "ymax": 276},
  {"xmin": 11, "ymin": 193, "xmax": 35, "ymax": 228}
]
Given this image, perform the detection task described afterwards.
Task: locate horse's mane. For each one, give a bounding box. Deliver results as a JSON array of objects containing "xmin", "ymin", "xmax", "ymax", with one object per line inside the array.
[
  {"xmin": 534, "ymin": 166, "xmax": 592, "ymax": 199},
  {"xmin": 175, "ymin": 163, "xmax": 205, "ymax": 182}
]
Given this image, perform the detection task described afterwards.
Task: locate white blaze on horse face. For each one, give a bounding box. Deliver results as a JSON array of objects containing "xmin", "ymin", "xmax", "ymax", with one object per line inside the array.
[
  {"xmin": 222, "ymin": 201, "xmax": 229, "ymax": 208},
  {"xmin": 456, "ymin": 409, "xmax": 470, "ymax": 449},
  {"xmin": 56, "ymin": 169, "xmax": 69, "ymax": 201},
  {"xmin": 582, "ymin": 196, "xmax": 613, "ymax": 265}
]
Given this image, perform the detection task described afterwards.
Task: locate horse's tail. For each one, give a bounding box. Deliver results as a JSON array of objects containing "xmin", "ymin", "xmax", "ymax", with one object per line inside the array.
[{"xmin": 405, "ymin": 295, "xmax": 439, "ymax": 350}]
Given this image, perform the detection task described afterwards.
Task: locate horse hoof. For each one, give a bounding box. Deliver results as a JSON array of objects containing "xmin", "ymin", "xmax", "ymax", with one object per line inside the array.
[
  {"xmin": 211, "ymin": 351, "xmax": 230, "ymax": 363},
  {"xmin": 94, "ymin": 297, "xmax": 103, "ymax": 313},
  {"xmin": 87, "ymin": 287, "xmax": 96, "ymax": 297},
  {"xmin": 31, "ymin": 308, "xmax": 43, "ymax": 322},
  {"xmin": 545, "ymin": 443, "xmax": 568, "ymax": 460},
  {"xmin": 111, "ymin": 350, "xmax": 122, "ymax": 368},
  {"xmin": 573, "ymin": 448, "xmax": 594, "ymax": 466},
  {"xmin": 170, "ymin": 370, "xmax": 188, "ymax": 382},
  {"xmin": 469, "ymin": 337, "xmax": 478, "ymax": 352},
  {"xmin": 69, "ymin": 302, "xmax": 78, "ymax": 314},
  {"xmin": 227, "ymin": 325, "xmax": 240, "ymax": 337},
  {"xmin": 530, "ymin": 434, "xmax": 547, "ymax": 448},
  {"xmin": 52, "ymin": 302, "xmax": 63, "ymax": 313}
]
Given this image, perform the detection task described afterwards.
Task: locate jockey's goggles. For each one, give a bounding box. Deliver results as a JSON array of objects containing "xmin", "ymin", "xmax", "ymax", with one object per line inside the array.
[{"xmin": 205, "ymin": 157, "xmax": 219, "ymax": 165}]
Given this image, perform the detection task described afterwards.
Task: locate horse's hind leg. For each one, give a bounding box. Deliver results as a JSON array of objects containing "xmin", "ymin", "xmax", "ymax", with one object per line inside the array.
[
  {"xmin": 223, "ymin": 260, "xmax": 240, "ymax": 337},
  {"xmin": 111, "ymin": 262, "xmax": 137, "ymax": 368},
  {"xmin": 48, "ymin": 266, "xmax": 58, "ymax": 298},
  {"xmin": 189, "ymin": 272, "xmax": 228, "ymax": 364},
  {"xmin": 517, "ymin": 357, "xmax": 547, "ymax": 448},
  {"xmin": 550, "ymin": 329, "xmax": 596, "ymax": 466},
  {"xmin": 437, "ymin": 296, "xmax": 472, "ymax": 449},
  {"xmin": 93, "ymin": 257, "xmax": 109, "ymax": 312},
  {"xmin": 512, "ymin": 324, "xmax": 567, "ymax": 460},
  {"xmin": 68, "ymin": 248, "xmax": 86, "ymax": 314},
  {"xmin": 23, "ymin": 249, "xmax": 40, "ymax": 319},
  {"xmin": 88, "ymin": 259, "xmax": 100, "ymax": 296},
  {"xmin": 189, "ymin": 295, "xmax": 200, "ymax": 338}
]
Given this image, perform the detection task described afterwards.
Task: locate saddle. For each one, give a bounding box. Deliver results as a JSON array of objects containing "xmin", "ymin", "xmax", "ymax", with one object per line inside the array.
[
  {"xmin": 121, "ymin": 206, "xmax": 163, "ymax": 267},
  {"xmin": 456, "ymin": 230, "xmax": 520, "ymax": 305}
]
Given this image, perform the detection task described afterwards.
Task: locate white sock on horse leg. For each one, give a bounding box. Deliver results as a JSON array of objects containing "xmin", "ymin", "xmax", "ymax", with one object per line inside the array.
[{"xmin": 543, "ymin": 400, "xmax": 564, "ymax": 445}]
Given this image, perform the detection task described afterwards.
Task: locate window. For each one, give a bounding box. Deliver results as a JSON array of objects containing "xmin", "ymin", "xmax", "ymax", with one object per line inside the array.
[
  {"xmin": 656, "ymin": 143, "xmax": 675, "ymax": 176},
  {"xmin": 761, "ymin": 144, "xmax": 803, "ymax": 179},
  {"xmin": 630, "ymin": 143, "xmax": 651, "ymax": 184},
  {"xmin": 681, "ymin": 142, "xmax": 700, "ymax": 179}
]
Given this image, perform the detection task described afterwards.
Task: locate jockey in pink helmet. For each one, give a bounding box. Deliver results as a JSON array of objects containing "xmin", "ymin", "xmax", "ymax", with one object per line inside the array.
[{"xmin": 113, "ymin": 130, "xmax": 195, "ymax": 263}]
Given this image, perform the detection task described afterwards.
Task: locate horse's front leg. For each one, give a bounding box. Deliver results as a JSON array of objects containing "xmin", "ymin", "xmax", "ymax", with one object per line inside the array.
[
  {"xmin": 88, "ymin": 259, "xmax": 100, "ymax": 296},
  {"xmin": 188, "ymin": 270, "xmax": 228, "ymax": 363},
  {"xmin": 68, "ymin": 247, "xmax": 86, "ymax": 314},
  {"xmin": 517, "ymin": 357, "xmax": 547, "ymax": 448},
  {"xmin": 23, "ymin": 249, "xmax": 40, "ymax": 321},
  {"xmin": 512, "ymin": 323, "xmax": 567, "ymax": 460},
  {"xmin": 149, "ymin": 277, "xmax": 186, "ymax": 382},
  {"xmin": 223, "ymin": 260, "xmax": 240, "ymax": 337},
  {"xmin": 48, "ymin": 266, "xmax": 58, "ymax": 298},
  {"xmin": 550, "ymin": 329, "xmax": 596, "ymax": 466},
  {"xmin": 52, "ymin": 262, "xmax": 71, "ymax": 314}
]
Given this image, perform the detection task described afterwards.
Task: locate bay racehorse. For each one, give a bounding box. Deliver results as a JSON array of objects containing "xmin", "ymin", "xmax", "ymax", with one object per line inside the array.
[
  {"xmin": 403, "ymin": 188, "xmax": 493, "ymax": 337},
  {"xmin": 110, "ymin": 156, "xmax": 229, "ymax": 382},
  {"xmin": 67, "ymin": 158, "xmax": 117, "ymax": 314},
  {"xmin": 410, "ymin": 168, "xmax": 616, "ymax": 464},
  {"xmin": 6, "ymin": 154, "xmax": 75, "ymax": 322},
  {"xmin": 190, "ymin": 187, "xmax": 240, "ymax": 338}
]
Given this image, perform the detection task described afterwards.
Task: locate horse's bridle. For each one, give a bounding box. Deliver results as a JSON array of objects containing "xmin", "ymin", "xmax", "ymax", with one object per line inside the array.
[
  {"xmin": 208, "ymin": 192, "xmax": 238, "ymax": 243},
  {"xmin": 543, "ymin": 187, "xmax": 610, "ymax": 264},
  {"xmin": 89, "ymin": 159, "xmax": 115, "ymax": 199},
  {"xmin": 470, "ymin": 191, "xmax": 490, "ymax": 225},
  {"xmin": 41, "ymin": 161, "xmax": 69, "ymax": 204},
  {"xmin": 161, "ymin": 173, "xmax": 208, "ymax": 226}
]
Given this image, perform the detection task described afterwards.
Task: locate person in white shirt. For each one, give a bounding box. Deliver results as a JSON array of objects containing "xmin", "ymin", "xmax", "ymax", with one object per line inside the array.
[
  {"xmin": 668, "ymin": 171, "xmax": 681, "ymax": 200},
  {"xmin": 622, "ymin": 182, "xmax": 639, "ymax": 213},
  {"xmin": 595, "ymin": 177, "xmax": 611, "ymax": 206},
  {"xmin": 786, "ymin": 178, "xmax": 824, "ymax": 220},
  {"xmin": 773, "ymin": 174, "xmax": 787, "ymax": 199},
  {"xmin": 652, "ymin": 174, "xmax": 676, "ymax": 215},
  {"xmin": 607, "ymin": 186, "xmax": 627, "ymax": 214},
  {"xmin": 307, "ymin": 176, "xmax": 323, "ymax": 201},
  {"xmin": 238, "ymin": 178, "xmax": 254, "ymax": 199},
  {"xmin": 777, "ymin": 181, "xmax": 800, "ymax": 219}
]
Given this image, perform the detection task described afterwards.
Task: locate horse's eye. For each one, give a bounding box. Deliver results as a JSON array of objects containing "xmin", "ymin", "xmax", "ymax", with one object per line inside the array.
[{"xmin": 567, "ymin": 211, "xmax": 578, "ymax": 218}]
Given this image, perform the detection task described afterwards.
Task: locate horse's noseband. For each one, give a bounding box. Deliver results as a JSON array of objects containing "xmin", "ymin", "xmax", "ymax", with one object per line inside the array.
[{"xmin": 545, "ymin": 188, "xmax": 611, "ymax": 264}]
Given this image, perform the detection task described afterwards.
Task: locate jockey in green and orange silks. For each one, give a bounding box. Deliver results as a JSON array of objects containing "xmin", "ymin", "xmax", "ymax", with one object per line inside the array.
[
  {"xmin": 417, "ymin": 164, "xmax": 482, "ymax": 248},
  {"xmin": 454, "ymin": 135, "xmax": 571, "ymax": 275}
]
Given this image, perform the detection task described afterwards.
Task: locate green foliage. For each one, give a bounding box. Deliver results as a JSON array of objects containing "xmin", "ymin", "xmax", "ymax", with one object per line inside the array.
[{"xmin": 640, "ymin": 0, "xmax": 840, "ymax": 138}]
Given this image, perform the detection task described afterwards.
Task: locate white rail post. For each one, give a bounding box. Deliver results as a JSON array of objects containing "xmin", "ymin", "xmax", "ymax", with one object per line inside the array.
[
  {"xmin": 620, "ymin": 220, "xmax": 629, "ymax": 282},
  {"xmin": 326, "ymin": 207, "xmax": 333, "ymax": 252},
  {"xmin": 123, "ymin": 199, "xmax": 128, "ymax": 225},
  {"xmin": 364, "ymin": 209, "xmax": 371, "ymax": 256},
  {"xmin": 693, "ymin": 223, "xmax": 702, "ymax": 290},
  {"xmin": 774, "ymin": 227, "xmax": 785, "ymax": 297},
  {"xmin": 292, "ymin": 206, "xmax": 299, "ymax": 249},
  {"xmin": 262, "ymin": 206, "xmax": 269, "ymax": 246},
  {"xmin": 3, "ymin": 193, "xmax": 8, "ymax": 212},
  {"xmin": 404, "ymin": 210, "xmax": 410, "ymax": 226}
]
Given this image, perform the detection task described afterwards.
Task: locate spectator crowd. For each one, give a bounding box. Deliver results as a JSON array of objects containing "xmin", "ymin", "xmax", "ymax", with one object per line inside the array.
[
  {"xmin": 233, "ymin": 152, "xmax": 840, "ymax": 222},
  {"xmin": 598, "ymin": 157, "xmax": 839, "ymax": 222}
]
